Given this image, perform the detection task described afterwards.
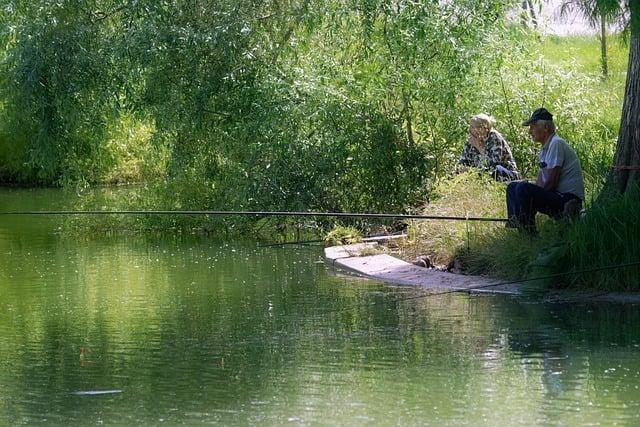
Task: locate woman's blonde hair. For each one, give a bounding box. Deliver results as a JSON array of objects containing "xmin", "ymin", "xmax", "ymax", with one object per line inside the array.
[{"xmin": 469, "ymin": 113, "xmax": 496, "ymax": 130}]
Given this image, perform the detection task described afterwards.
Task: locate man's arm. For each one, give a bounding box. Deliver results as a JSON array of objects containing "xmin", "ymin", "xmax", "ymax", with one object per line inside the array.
[{"xmin": 543, "ymin": 166, "xmax": 561, "ymax": 191}]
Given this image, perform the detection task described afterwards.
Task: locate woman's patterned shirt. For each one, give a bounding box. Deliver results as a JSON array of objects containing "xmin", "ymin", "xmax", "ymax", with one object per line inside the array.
[{"xmin": 457, "ymin": 129, "xmax": 520, "ymax": 180}]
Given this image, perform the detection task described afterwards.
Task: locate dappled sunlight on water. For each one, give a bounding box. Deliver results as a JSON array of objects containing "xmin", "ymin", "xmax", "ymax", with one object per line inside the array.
[{"xmin": 2, "ymin": 188, "xmax": 640, "ymax": 425}]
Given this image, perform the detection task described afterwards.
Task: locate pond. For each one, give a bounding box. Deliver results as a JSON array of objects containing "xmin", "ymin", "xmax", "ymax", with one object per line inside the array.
[{"xmin": 1, "ymin": 188, "xmax": 640, "ymax": 425}]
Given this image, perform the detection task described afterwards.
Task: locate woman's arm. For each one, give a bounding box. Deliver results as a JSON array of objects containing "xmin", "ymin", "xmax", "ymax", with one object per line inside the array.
[{"xmin": 485, "ymin": 131, "xmax": 518, "ymax": 171}]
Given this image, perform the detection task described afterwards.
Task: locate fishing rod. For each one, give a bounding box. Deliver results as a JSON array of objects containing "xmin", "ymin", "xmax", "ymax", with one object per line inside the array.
[
  {"xmin": 259, "ymin": 230, "xmax": 410, "ymax": 248},
  {"xmin": 0, "ymin": 210, "xmax": 508, "ymax": 222},
  {"xmin": 258, "ymin": 238, "xmax": 325, "ymax": 248}
]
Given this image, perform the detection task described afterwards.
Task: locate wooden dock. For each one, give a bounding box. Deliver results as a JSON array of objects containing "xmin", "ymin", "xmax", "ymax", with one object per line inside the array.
[{"xmin": 324, "ymin": 243, "xmax": 519, "ymax": 294}]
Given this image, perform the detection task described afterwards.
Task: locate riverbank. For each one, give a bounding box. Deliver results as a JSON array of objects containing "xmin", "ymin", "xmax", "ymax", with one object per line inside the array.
[
  {"xmin": 325, "ymin": 241, "xmax": 640, "ymax": 303},
  {"xmin": 325, "ymin": 242, "xmax": 519, "ymax": 294}
]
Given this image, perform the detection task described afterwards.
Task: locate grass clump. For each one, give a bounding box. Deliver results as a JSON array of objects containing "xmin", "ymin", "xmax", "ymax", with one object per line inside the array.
[
  {"xmin": 402, "ymin": 172, "xmax": 508, "ymax": 266},
  {"xmin": 324, "ymin": 226, "xmax": 362, "ymax": 246},
  {"xmin": 358, "ymin": 245, "xmax": 384, "ymax": 256},
  {"xmin": 404, "ymin": 172, "xmax": 570, "ymax": 281},
  {"xmin": 560, "ymin": 187, "xmax": 640, "ymax": 291},
  {"xmin": 457, "ymin": 221, "xmax": 566, "ymax": 283}
]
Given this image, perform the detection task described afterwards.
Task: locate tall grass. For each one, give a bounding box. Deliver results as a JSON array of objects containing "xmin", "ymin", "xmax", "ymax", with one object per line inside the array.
[
  {"xmin": 540, "ymin": 34, "xmax": 629, "ymax": 78},
  {"xmin": 416, "ymin": 173, "xmax": 640, "ymax": 291},
  {"xmin": 406, "ymin": 172, "xmax": 567, "ymax": 280},
  {"xmin": 560, "ymin": 186, "xmax": 640, "ymax": 291}
]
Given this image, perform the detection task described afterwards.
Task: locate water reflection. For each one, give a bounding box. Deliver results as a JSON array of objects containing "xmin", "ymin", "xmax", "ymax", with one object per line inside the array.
[{"xmin": 1, "ymin": 188, "xmax": 640, "ymax": 425}]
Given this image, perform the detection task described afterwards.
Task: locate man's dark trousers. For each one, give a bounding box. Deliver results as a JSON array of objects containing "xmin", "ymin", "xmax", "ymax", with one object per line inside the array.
[{"xmin": 506, "ymin": 181, "xmax": 579, "ymax": 231}]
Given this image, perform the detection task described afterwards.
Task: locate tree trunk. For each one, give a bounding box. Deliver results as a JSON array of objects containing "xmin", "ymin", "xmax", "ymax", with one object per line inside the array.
[
  {"xmin": 606, "ymin": 25, "xmax": 640, "ymax": 194},
  {"xmin": 527, "ymin": 0, "xmax": 538, "ymax": 28},
  {"xmin": 600, "ymin": 13, "xmax": 608, "ymax": 78},
  {"xmin": 521, "ymin": 0, "xmax": 538, "ymax": 28},
  {"xmin": 403, "ymin": 93, "xmax": 415, "ymax": 146}
]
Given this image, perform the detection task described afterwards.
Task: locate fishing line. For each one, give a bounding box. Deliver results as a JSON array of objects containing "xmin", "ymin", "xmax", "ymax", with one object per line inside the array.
[
  {"xmin": 0, "ymin": 210, "xmax": 508, "ymax": 222},
  {"xmin": 258, "ymin": 231, "xmax": 409, "ymax": 248},
  {"xmin": 258, "ymin": 239, "xmax": 325, "ymax": 248}
]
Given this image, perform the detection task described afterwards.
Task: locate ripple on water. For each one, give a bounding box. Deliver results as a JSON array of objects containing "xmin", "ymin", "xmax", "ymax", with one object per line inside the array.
[{"xmin": 4, "ymin": 203, "xmax": 640, "ymax": 425}]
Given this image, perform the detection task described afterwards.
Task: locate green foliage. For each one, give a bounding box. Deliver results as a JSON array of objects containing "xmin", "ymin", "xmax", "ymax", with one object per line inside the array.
[
  {"xmin": 0, "ymin": 0, "xmax": 160, "ymax": 185},
  {"xmin": 560, "ymin": 185, "xmax": 640, "ymax": 290},
  {"xmin": 408, "ymin": 172, "xmax": 507, "ymax": 265},
  {"xmin": 468, "ymin": 32, "xmax": 623, "ymax": 198},
  {"xmin": 0, "ymin": 1, "xmax": 631, "ymax": 241},
  {"xmin": 101, "ymin": 113, "xmax": 166, "ymax": 184},
  {"xmin": 324, "ymin": 225, "xmax": 362, "ymax": 246},
  {"xmin": 121, "ymin": 0, "xmax": 513, "ymax": 216}
]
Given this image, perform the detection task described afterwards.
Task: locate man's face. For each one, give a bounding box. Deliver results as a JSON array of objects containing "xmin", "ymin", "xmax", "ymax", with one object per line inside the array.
[{"xmin": 528, "ymin": 122, "xmax": 548, "ymax": 144}]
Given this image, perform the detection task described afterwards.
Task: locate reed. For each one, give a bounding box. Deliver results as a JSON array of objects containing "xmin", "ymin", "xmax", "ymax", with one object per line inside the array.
[
  {"xmin": 444, "ymin": 183, "xmax": 640, "ymax": 291},
  {"xmin": 561, "ymin": 187, "xmax": 640, "ymax": 290}
]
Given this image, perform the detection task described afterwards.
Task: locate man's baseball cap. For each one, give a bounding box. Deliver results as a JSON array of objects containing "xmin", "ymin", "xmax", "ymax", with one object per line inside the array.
[{"xmin": 522, "ymin": 108, "xmax": 553, "ymax": 126}]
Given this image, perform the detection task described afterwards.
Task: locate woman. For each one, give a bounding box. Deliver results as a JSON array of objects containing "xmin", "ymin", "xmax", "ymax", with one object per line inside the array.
[{"xmin": 458, "ymin": 113, "xmax": 520, "ymax": 181}]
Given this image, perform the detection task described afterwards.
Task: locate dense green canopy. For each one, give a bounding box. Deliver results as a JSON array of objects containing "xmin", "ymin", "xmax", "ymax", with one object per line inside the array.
[
  {"xmin": 1, "ymin": 1, "xmax": 515, "ymax": 211},
  {"xmin": 0, "ymin": 0, "xmax": 636, "ymax": 214}
]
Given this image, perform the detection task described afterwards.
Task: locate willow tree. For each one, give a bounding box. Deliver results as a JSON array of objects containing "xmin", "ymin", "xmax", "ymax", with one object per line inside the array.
[
  {"xmin": 0, "ymin": 0, "xmax": 518, "ymax": 214},
  {"xmin": 0, "ymin": 0, "xmax": 134, "ymax": 184},
  {"xmin": 115, "ymin": 0, "xmax": 514, "ymax": 213}
]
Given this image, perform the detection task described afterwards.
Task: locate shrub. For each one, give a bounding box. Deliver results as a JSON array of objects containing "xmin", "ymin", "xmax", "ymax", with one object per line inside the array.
[{"xmin": 324, "ymin": 225, "xmax": 362, "ymax": 246}]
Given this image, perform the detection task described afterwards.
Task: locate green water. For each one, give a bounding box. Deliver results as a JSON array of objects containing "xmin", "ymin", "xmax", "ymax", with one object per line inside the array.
[{"xmin": 1, "ymin": 188, "xmax": 640, "ymax": 425}]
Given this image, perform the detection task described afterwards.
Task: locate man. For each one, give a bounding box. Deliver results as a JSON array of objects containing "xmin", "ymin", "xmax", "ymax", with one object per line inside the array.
[{"xmin": 506, "ymin": 108, "xmax": 585, "ymax": 233}]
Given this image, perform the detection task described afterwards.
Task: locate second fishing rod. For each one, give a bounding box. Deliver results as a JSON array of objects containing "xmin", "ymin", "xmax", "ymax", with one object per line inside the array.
[{"xmin": 0, "ymin": 209, "xmax": 509, "ymax": 222}]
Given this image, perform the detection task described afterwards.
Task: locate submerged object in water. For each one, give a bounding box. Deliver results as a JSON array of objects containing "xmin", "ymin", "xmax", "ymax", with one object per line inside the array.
[{"xmin": 71, "ymin": 389, "xmax": 123, "ymax": 396}]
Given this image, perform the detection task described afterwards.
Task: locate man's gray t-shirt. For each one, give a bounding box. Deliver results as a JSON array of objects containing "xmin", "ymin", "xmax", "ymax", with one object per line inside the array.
[{"xmin": 539, "ymin": 134, "xmax": 585, "ymax": 200}]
